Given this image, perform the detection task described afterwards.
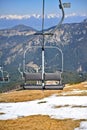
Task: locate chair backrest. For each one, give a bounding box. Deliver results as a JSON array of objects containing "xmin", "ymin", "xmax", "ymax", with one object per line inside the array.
[
  {"xmin": 23, "ymin": 72, "xmax": 61, "ymax": 81},
  {"xmin": 23, "ymin": 72, "xmax": 42, "ymax": 81},
  {"xmin": 45, "ymin": 72, "xmax": 61, "ymax": 81}
]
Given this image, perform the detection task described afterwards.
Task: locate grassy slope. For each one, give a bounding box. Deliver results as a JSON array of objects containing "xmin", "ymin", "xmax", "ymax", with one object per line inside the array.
[
  {"xmin": 0, "ymin": 82, "xmax": 87, "ymax": 103},
  {"xmin": 0, "ymin": 82, "xmax": 87, "ymax": 130},
  {"xmin": 0, "ymin": 115, "xmax": 81, "ymax": 130}
]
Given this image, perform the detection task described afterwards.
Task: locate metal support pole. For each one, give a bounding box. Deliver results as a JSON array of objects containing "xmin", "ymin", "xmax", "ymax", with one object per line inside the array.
[
  {"xmin": 23, "ymin": 51, "xmax": 27, "ymax": 85},
  {"xmin": 23, "ymin": 52, "xmax": 26, "ymax": 73},
  {"xmin": 2, "ymin": 67, "xmax": 4, "ymax": 82},
  {"xmin": 61, "ymin": 51, "xmax": 63, "ymax": 73},
  {"xmin": 42, "ymin": 0, "xmax": 45, "ymax": 89},
  {"xmin": 42, "ymin": 46, "xmax": 45, "ymax": 88},
  {"xmin": 43, "ymin": 46, "xmax": 63, "ymax": 73}
]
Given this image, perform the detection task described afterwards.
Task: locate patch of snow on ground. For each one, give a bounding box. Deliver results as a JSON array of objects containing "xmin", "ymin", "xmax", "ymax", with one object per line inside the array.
[
  {"xmin": 61, "ymin": 90, "xmax": 87, "ymax": 95},
  {"xmin": 74, "ymin": 121, "xmax": 87, "ymax": 130},
  {"xmin": 0, "ymin": 95, "xmax": 87, "ymax": 120}
]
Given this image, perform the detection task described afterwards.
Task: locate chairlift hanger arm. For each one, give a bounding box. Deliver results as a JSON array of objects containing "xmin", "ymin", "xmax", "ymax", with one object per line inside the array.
[
  {"xmin": 42, "ymin": 0, "xmax": 45, "ymax": 33},
  {"xmin": 34, "ymin": 0, "xmax": 65, "ymax": 39},
  {"xmin": 50, "ymin": 0, "xmax": 65, "ymax": 34},
  {"xmin": 51, "ymin": 0, "xmax": 71, "ymax": 34}
]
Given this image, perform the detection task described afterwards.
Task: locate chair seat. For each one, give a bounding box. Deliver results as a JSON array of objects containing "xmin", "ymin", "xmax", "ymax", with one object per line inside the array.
[
  {"xmin": 23, "ymin": 84, "xmax": 64, "ymax": 90},
  {"xmin": 23, "ymin": 72, "xmax": 42, "ymax": 80}
]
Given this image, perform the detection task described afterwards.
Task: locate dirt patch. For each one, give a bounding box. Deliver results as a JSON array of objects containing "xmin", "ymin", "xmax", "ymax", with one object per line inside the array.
[
  {"xmin": 54, "ymin": 105, "xmax": 87, "ymax": 109},
  {"xmin": 57, "ymin": 82, "xmax": 87, "ymax": 96},
  {"xmin": 54, "ymin": 105, "xmax": 70, "ymax": 108},
  {"xmin": 0, "ymin": 115, "xmax": 81, "ymax": 130},
  {"xmin": 37, "ymin": 101, "xmax": 47, "ymax": 104},
  {"xmin": 0, "ymin": 81, "xmax": 87, "ymax": 103},
  {"xmin": 0, "ymin": 90, "xmax": 58, "ymax": 102},
  {"xmin": 0, "ymin": 112, "xmax": 5, "ymax": 115}
]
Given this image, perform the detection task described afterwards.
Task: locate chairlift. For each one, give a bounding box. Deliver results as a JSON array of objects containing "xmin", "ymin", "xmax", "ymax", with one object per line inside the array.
[
  {"xmin": 0, "ymin": 66, "xmax": 10, "ymax": 83},
  {"xmin": 19, "ymin": 0, "xmax": 70, "ymax": 90},
  {"xmin": 19, "ymin": 45, "xmax": 64, "ymax": 90}
]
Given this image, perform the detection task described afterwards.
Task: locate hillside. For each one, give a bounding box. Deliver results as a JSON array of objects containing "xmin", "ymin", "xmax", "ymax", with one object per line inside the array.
[
  {"xmin": 0, "ymin": 82, "xmax": 87, "ymax": 130},
  {"xmin": 0, "ymin": 19, "xmax": 87, "ymax": 86},
  {"xmin": 0, "ymin": 82, "xmax": 87, "ymax": 102}
]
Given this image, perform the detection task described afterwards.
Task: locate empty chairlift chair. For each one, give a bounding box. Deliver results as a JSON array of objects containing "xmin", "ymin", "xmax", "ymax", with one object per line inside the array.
[
  {"xmin": 0, "ymin": 66, "xmax": 10, "ymax": 83},
  {"xmin": 19, "ymin": 0, "xmax": 70, "ymax": 90},
  {"xmin": 19, "ymin": 46, "xmax": 64, "ymax": 90}
]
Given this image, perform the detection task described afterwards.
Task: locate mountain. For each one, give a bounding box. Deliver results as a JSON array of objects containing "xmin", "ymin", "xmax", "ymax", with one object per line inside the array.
[
  {"xmin": 0, "ymin": 14, "xmax": 86, "ymax": 30},
  {"xmin": 0, "ymin": 24, "xmax": 36, "ymax": 37},
  {"xmin": 11, "ymin": 24, "xmax": 36, "ymax": 32},
  {"xmin": 0, "ymin": 19, "xmax": 87, "ymax": 79}
]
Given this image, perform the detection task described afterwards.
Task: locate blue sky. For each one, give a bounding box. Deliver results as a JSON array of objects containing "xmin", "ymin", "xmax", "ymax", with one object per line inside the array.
[
  {"xmin": 0, "ymin": 0, "xmax": 87, "ymax": 29},
  {"xmin": 0, "ymin": 0, "xmax": 87, "ymax": 15}
]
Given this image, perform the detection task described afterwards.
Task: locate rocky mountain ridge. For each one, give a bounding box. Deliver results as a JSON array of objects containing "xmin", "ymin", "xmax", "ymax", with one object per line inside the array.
[{"xmin": 0, "ymin": 19, "xmax": 87, "ymax": 73}]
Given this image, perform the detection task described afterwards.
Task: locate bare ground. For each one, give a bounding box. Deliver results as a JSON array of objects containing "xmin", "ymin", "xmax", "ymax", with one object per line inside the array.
[
  {"xmin": 0, "ymin": 115, "xmax": 82, "ymax": 130},
  {"xmin": 0, "ymin": 81, "xmax": 87, "ymax": 130},
  {"xmin": 0, "ymin": 82, "xmax": 87, "ymax": 103}
]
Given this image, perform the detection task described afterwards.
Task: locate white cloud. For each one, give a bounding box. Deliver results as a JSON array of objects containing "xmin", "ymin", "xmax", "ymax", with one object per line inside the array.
[
  {"xmin": 0, "ymin": 13, "xmax": 87, "ymax": 20},
  {"xmin": 46, "ymin": 13, "xmax": 60, "ymax": 19},
  {"xmin": 0, "ymin": 14, "xmax": 31, "ymax": 20},
  {"xmin": 65, "ymin": 13, "xmax": 77, "ymax": 18},
  {"xmin": 0, "ymin": 14, "xmax": 42, "ymax": 20},
  {"xmin": 32, "ymin": 14, "xmax": 41, "ymax": 18},
  {"xmin": 65, "ymin": 13, "xmax": 87, "ymax": 18}
]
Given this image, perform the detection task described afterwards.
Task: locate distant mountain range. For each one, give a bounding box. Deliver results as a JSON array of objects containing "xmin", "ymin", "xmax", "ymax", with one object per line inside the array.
[
  {"xmin": 0, "ymin": 14, "xmax": 86, "ymax": 30},
  {"xmin": 0, "ymin": 18, "xmax": 87, "ymax": 76}
]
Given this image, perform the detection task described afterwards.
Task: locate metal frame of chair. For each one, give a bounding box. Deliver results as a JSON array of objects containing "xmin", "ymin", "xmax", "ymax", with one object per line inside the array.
[{"xmin": 0, "ymin": 66, "xmax": 10, "ymax": 83}]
